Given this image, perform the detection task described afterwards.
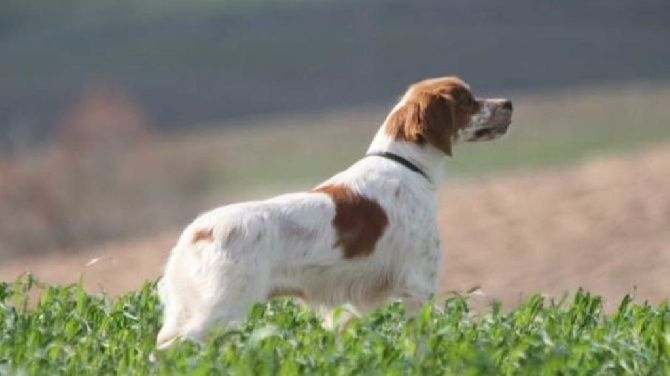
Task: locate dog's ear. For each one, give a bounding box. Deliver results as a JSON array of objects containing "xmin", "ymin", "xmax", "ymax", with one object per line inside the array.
[
  {"xmin": 385, "ymin": 93, "xmax": 455, "ymax": 156},
  {"xmin": 417, "ymin": 92, "xmax": 455, "ymax": 156},
  {"xmin": 384, "ymin": 101, "xmax": 420, "ymax": 144}
]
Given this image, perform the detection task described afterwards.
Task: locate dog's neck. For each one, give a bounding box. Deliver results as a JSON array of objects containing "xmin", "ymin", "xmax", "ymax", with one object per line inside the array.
[{"xmin": 367, "ymin": 123, "xmax": 447, "ymax": 186}]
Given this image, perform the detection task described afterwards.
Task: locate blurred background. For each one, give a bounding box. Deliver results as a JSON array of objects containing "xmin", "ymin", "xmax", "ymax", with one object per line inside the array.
[{"xmin": 1, "ymin": 0, "xmax": 669, "ymax": 307}]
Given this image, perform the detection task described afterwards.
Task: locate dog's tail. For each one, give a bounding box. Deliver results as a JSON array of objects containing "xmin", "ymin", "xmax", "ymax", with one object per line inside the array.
[
  {"xmin": 156, "ymin": 323, "xmax": 180, "ymax": 350},
  {"xmin": 155, "ymin": 246, "xmax": 191, "ymax": 350},
  {"xmin": 156, "ymin": 318, "xmax": 181, "ymax": 350}
]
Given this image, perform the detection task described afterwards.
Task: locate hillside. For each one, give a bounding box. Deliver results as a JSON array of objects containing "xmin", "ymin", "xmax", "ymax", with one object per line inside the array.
[
  {"xmin": 3, "ymin": 83, "xmax": 669, "ymax": 259},
  {"xmin": 2, "ymin": 145, "xmax": 668, "ymax": 307},
  {"xmin": 440, "ymin": 145, "xmax": 670, "ymax": 308}
]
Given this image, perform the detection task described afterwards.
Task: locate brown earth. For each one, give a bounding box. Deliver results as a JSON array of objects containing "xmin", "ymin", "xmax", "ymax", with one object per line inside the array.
[
  {"xmin": 441, "ymin": 145, "xmax": 670, "ymax": 309},
  {"xmin": 1, "ymin": 145, "xmax": 669, "ymax": 309}
]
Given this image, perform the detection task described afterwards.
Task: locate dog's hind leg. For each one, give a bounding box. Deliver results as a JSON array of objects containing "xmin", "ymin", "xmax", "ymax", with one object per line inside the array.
[
  {"xmin": 157, "ymin": 218, "xmax": 273, "ymax": 348},
  {"xmin": 178, "ymin": 253, "xmax": 271, "ymax": 343}
]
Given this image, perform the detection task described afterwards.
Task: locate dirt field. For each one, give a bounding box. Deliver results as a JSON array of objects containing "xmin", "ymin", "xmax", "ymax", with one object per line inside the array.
[
  {"xmin": 440, "ymin": 144, "xmax": 670, "ymax": 309},
  {"xmin": 1, "ymin": 144, "xmax": 668, "ymax": 309}
]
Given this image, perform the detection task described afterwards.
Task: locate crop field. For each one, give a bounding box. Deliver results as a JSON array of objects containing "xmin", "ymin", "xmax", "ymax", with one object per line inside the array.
[{"xmin": 1, "ymin": 276, "xmax": 668, "ymax": 375}]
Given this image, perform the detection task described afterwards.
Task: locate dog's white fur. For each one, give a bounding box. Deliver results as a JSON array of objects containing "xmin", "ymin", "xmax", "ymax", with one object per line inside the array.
[{"xmin": 156, "ymin": 76, "xmax": 512, "ymax": 349}]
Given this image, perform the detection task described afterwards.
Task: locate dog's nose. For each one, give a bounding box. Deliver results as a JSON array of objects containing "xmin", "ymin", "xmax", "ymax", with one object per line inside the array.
[{"xmin": 502, "ymin": 100, "xmax": 513, "ymax": 111}]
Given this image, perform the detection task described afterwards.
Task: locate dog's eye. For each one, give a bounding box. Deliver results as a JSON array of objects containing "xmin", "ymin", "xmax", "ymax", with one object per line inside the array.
[{"xmin": 459, "ymin": 97, "xmax": 476, "ymax": 109}]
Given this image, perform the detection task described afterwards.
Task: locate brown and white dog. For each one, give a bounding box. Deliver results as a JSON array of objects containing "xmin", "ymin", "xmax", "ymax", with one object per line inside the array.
[{"xmin": 156, "ymin": 76, "xmax": 512, "ymax": 348}]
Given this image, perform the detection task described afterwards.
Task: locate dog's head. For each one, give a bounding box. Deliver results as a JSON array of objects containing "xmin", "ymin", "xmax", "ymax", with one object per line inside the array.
[{"xmin": 384, "ymin": 76, "xmax": 512, "ymax": 155}]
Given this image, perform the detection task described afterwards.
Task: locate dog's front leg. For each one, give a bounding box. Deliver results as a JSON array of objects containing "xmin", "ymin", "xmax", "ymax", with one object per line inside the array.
[
  {"xmin": 398, "ymin": 287, "xmax": 435, "ymax": 317},
  {"xmin": 398, "ymin": 260, "xmax": 440, "ymax": 317}
]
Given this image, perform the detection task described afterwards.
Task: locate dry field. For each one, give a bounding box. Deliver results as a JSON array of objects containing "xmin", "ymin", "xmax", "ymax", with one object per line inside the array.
[
  {"xmin": 440, "ymin": 144, "xmax": 670, "ymax": 308},
  {"xmin": 2, "ymin": 144, "xmax": 668, "ymax": 308},
  {"xmin": 2, "ymin": 83, "xmax": 670, "ymax": 258}
]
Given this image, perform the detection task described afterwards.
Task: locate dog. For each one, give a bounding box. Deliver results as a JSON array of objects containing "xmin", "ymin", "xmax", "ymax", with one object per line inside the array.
[{"xmin": 156, "ymin": 76, "xmax": 512, "ymax": 349}]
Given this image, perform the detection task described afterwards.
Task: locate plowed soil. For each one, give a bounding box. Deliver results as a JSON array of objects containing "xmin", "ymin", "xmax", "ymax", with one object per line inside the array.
[{"xmin": 2, "ymin": 145, "xmax": 669, "ymax": 308}]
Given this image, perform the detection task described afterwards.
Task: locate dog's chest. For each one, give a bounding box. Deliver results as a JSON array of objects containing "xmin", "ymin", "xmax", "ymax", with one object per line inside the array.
[{"xmin": 381, "ymin": 183, "xmax": 440, "ymax": 251}]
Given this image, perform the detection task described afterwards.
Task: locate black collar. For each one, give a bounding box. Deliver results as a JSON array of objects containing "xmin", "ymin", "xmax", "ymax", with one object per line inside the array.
[{"xmin": 366, "ymin": 151, "xmax": 431, "ymax": 182}]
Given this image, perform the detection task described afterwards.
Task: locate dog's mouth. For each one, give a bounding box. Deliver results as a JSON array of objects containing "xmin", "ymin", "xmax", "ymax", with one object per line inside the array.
[
  {"xmin": 474, "ymin": 128, "xmax": 496, "ymax": 138},
  {"xmin": 466, "ymin": 122, "xmax": 510, "ymax": 142},
  {"xmin": 465, "ymin": 106, "xmax": 512, "ymax": 142}
]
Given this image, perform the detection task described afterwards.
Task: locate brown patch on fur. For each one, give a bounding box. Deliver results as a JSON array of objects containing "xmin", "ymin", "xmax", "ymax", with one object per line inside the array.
[
  {"xmin": 192, "ymin": 228, "xmax": 214, "ymax": 243},
  {"xmin": 384, "ymin": 76, "xmax": 480, "ymax": 156},
  {"xmin": 267, "ymin": 287, "xmax": 306, "ymax": 300},
  {"xmin": 314, "ymin": 184, "xmax": 389, "ymax": 258}
]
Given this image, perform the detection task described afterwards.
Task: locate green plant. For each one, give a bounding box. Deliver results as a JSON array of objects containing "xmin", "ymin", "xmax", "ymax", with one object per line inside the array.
[{"xmin": 1, "ymin": 275, "xmax": 668, "ymax": 375}]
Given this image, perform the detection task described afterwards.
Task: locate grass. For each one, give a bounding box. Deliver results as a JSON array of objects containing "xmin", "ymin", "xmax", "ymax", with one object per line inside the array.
[{"xmin": 1, "ymin": 275, "xmax": 668, "ymax": 375}]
